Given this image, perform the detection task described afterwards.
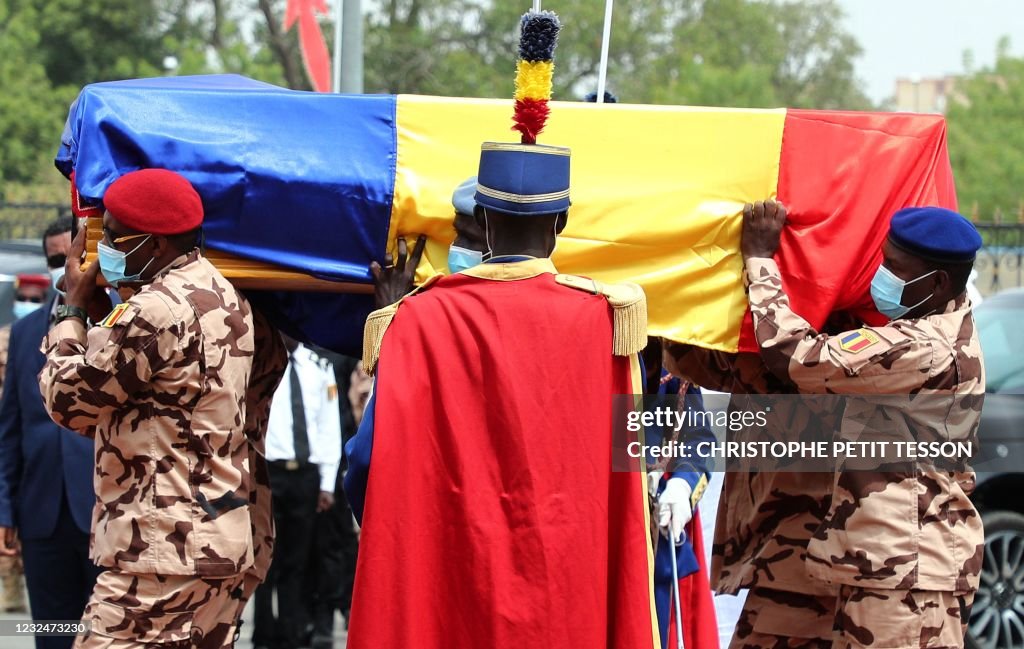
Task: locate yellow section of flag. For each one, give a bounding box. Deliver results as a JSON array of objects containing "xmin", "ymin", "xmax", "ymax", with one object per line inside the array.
[{"xmin": 391, "ymin": 95, "xmax": 785, "ymax": 352}]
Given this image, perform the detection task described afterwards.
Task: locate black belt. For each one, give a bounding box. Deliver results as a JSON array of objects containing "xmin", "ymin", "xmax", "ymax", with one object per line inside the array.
[{"xmin": 269, "ymin": 459, "xmax": 314, "ymax": 471}]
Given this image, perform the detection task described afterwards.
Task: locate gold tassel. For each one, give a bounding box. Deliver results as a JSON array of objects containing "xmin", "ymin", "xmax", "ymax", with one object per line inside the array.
[
  {"xmin": 555, "ymin": 274, "xmax": 647, "ymax": 356},
  {"xmin": 361, "ymin": 304, "xmax": 398, "ymax": 375},
  {"xmin": 606, "ymin": 283, "xmax": 648, "ymax": 357}
]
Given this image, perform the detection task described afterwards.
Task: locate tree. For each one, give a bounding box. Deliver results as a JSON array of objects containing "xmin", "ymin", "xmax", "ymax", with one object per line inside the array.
[
  {"xmin": 0, "ymin": 1, "xmax": 68, "ymax": 186},
  {"xmin": 946, "ymin": 38, "xmax": 1024, "ymax": 221}
]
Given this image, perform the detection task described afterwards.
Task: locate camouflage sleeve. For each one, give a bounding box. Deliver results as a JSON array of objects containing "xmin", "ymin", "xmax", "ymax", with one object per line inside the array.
[
  {"xmin": 662, "ymin": 341, "xmax": 739, "ymax": 392},
  {"xmin": 38, "ymin": 297, "xmax": 179, "ymax": 433},
  {"xmin": 746, "ymin": 257, "xmax": 931, "ymax": 394}
]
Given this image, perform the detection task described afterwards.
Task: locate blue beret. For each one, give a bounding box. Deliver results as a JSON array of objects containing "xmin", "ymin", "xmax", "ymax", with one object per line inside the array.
[
  {"xmin": 888, "ymin": 207, "xmax": 982, "ymax": 263},
  {"xmin": 475, "ymin": 143, "xmax": 570, "ymax": 216},
  {"xmin": 451, "ymin": 176, "xmax": 477, "ymax": 217}
]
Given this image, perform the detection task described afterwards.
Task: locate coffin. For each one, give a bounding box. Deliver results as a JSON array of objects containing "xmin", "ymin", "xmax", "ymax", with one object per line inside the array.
[{"xmin": 59, "ymin": 75, "xmax": 957, "ymax": 356}]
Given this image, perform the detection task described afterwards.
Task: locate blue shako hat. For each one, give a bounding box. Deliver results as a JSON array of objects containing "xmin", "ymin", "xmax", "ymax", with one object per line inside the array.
[
  {"xmin": 474, "ymin": 10, "xmax": 569, "ymax": 217},
  {"xmin": 474, "ymin": 143, "xmax": 570, "ymax": 216}
]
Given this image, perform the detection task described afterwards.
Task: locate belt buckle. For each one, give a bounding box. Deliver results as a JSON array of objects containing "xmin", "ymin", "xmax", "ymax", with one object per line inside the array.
[{"xmin": 285, "ymin": 460, "xmax": 300, "ymax": 471}]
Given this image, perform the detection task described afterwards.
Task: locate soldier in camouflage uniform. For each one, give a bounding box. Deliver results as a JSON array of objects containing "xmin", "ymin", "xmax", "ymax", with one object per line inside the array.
[
  {"xmin": 737, "ymin": 201, "xmax": 985, "ymax": 649},
  {"xmin": 663, "ymin": 344, "xmax": 842, "ymax": 648},
  {"xmin": 39, "ymin": 169, "xmax": 260, "ymax": 648}
]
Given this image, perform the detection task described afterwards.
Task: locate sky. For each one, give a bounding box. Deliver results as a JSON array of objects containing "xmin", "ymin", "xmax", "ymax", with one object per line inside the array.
[{"xmin": 840, "ymin": 0, "xmax": 1023, "ymax": 103}]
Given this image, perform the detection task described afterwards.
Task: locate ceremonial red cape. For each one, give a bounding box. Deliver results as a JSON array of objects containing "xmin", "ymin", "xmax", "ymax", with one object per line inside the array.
[{"xmin": 348, "ymin": 263, "xmax": 659, "ymax": 649}]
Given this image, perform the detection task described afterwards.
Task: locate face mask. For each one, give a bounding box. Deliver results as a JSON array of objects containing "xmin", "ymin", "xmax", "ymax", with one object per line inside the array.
[
  {"xmin": 448, "ymin": 245, "xmax": 483, "ymax": 274},
  {"xmin": 97, "ymin": 236, "xmax": 153, "ymax": 287},
  {"xmin": 870, "ymin": 265, "xmax": 936, "ymax": 320},
  {"xmin": 13, "ymin": 301, "xmax": 41, "ymax": 320},
  {"xmin": 50, "ymin": 267, "xmax": 66, "ymax": 297}
]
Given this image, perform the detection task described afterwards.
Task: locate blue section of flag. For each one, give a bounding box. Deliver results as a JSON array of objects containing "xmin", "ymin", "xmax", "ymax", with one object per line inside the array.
[
  {"xmin": 56, "ymin": 74, "xmax": 398, "ymax": 354},
  {"xmin": 841, "ymin": 331, "xmax": 862, "ymax": 345}
]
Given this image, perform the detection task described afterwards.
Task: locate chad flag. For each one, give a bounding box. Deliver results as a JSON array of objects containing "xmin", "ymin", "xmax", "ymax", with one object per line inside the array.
[{"xmin": 61, "ymin": 75, "xmax": 955, "ymax": 355}]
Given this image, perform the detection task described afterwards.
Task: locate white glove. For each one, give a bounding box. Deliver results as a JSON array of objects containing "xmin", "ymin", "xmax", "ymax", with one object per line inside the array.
[
  {"xmin": 657, "ymin": 478, "xmax": 693, "ymax": 545},
  {"xmin": 646, "ymin": 469, "xmax": 664, "ymax": 499}
]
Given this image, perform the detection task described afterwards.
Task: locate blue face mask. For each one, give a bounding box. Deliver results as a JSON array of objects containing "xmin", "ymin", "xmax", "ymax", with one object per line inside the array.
[
  {"xmin": 870, "ymin": 265, "xmax": 936, "ymax": 320},
  {"xmin": 50, "ymin": 267, "xmax": 66, "ymax": 297},
  {"xmin": 97, "ymin": 236, "xmax": 153, "ymax": 287},
  {"xmin": 448, "ymin": 245, "xmax": 483, "ymax": 274},
  {"xmin": 13, "ymin": 301, "xmax": 41, "ymax": 320}
]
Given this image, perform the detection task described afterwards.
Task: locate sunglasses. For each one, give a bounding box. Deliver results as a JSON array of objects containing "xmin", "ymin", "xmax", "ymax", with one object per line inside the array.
[
  {"xmin": 46, "ymin": 254, "xmax": 67, "ymax": 268},
  {"xmin": 16, "ymin": 295, "xmax": 44, "ymax": 304}
]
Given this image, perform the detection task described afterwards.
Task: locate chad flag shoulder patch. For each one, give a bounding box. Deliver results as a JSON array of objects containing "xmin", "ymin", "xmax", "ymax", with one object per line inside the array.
[
  {"xmin": 99, "ymin": 303, "xmax": 132, "ymax": 328},
  {"xmin": 839, "ymin": 328, "xmax": 880, "ymax": 354}
]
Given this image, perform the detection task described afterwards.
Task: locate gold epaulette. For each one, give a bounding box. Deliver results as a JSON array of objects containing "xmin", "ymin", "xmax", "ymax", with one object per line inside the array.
[
  {"xmin": 361, "ymin": 273, "xmax": 443, "ymax": 375},
  {"xmin": 554, "ymin": 274, "xmax": 648, "ymax": 356}
]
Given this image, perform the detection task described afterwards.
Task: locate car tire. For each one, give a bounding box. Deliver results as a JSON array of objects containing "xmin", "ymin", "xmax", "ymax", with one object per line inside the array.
[{"xmin": 967, "ymin": 510, "xmax": 1024, "ymax": 649}]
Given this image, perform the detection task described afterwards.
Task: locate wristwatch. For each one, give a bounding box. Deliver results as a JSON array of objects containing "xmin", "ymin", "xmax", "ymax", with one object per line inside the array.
[{"xmin": 54, "ymin": 304, "xmax": 89, "ymax": 324}]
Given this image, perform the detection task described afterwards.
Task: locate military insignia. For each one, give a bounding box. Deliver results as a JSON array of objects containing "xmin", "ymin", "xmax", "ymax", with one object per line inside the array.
[
  {"xmin": 839, "ymin": 328, "xmax": 880, "ymax": 353},
  {"xmin": 99, "ymin": 303, "xmax": 132, "ymax": 328},
  {"xmin": 327, "ymin": 384, "xmax": 338, "ymax": 401}
]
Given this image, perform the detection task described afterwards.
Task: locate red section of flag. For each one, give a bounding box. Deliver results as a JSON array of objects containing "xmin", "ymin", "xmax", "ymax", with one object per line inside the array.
[
  {"xmin": 848, "ymin": 337, "xmax": 872, "ymax": 352},
  {"xmin": 738, "ymin": 110, "xmax": 958, "ymax": 352},
  {"xmin": 349, "ymin": 272, "xmax": 658, "ymax": 649},
  {"xmin": 667, "ymin": 510, "xmax": 720, "ymax": 649},
  {"xmin": 284, "ymin": 0, "xmax": 332, "ymax": 93}
]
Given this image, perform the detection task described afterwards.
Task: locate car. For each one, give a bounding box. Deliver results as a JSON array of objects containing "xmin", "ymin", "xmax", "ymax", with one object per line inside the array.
[
  {"xmin": 0, "ymin": 239, "xmax": 49, "ymax": 328},
  {"xmin": 966, "ymin": 287, "xmax": 1024, "ymax": 649}
]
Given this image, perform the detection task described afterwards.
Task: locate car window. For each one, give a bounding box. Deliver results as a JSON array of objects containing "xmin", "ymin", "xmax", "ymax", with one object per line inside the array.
[{"xmin": 976, "ymin": 301, "xmax": 1024, "ymax": 393}]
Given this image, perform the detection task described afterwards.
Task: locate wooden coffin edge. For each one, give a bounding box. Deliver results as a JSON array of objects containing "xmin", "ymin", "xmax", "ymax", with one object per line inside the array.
[{"xmin": 83, "ymin": 217, "xmax": 373, "ymax": 294}]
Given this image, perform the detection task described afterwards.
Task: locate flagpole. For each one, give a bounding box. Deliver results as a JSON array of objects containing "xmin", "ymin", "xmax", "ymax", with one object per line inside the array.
[
  {"xmin": 332, "ymin": 0, "xmax": 344, "ymax": 92},
  {"xmin": 596, "ymin": 0, "xmax": 614, "ymax": 104}
]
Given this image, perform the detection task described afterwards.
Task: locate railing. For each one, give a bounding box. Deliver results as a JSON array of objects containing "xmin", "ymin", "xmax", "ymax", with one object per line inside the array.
[
  {"xmin": 974, "ymin": 222, "xmax": 1024, "ymax": 297},
  {"xmin": 0, "ymin": 202, "xmax": 70, "ymax": 240}
]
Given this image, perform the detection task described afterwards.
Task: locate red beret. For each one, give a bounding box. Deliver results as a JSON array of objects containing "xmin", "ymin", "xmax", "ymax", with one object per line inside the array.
[
  {"xmin": 103, "ymin": 169, "xmax": 203, "ymax": 235},
  {"xmin": 15, "ymin": 274, "xmax": 49, "ymax": 290}
]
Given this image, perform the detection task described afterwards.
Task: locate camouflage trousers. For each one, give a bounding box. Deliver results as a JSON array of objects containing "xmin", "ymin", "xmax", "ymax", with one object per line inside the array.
[
  {"xmin": 730, "ymin": 585, "xmax": 974, "ymax": 649},
  {"xmin": 74, "ymin": 570, "xmax": 248, "ymax": 648}
]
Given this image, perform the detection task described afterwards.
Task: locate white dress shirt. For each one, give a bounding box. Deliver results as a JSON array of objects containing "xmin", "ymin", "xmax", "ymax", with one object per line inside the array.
[{"xmin": 266, "ymin": 344, "xmax": 342, "ymax": 492}]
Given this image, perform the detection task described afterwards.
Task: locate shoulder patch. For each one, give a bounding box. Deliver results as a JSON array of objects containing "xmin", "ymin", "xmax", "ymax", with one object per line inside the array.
[
  {"xmin": 99, "ymin": 303, "xmax": 133, "ymax": 328},
  {"xmin": 838, "ymin": 328, "xmax": 880, "ymax": 354}
]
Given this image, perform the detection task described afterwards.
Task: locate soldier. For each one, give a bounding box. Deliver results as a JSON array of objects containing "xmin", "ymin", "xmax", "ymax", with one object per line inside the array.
[
  {"xmin": 739, "ymin": 201, "xmax": 984, "ymax": 649},
  {"xmin": 663, "ymin": 343, "xmax": 843, "ymax": 648},
  {"xmin": 38, "ymin": 168, "xmax": 259, "ymax": 648}
]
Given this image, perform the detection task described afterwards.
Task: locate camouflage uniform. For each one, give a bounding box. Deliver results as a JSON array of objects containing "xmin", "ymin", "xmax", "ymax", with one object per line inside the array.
[
  {"xmin": 234, "ymin": 309, "xmax": 288, "ymax": 632},
  {"xmin": 745, "ymin": 256, "xmax": 984, "ymax": 649},
  {"xmin": 664, "ymin": 344, "xmax": 839, "ymax": 648},
  {"xmin": 38, "ymin": 250, "xmax": 257, "ymax": 648}
]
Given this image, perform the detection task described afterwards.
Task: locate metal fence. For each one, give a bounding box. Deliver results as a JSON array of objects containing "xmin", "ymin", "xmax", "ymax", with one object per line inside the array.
[
  {"xmin": 0, "ymin": 202, "xmax": 70, "ymax": 240},
  {"xmin": 1, "ymin": 201, "xmax": 1022, "ymax": 296},
  {"xmin": 974, "ymin": 223, "xmax": 1024, "ymax": 297}
]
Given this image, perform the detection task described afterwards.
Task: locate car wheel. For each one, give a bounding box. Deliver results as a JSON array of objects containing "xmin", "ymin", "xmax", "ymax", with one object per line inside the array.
[{"xmin": 967, "ymin": 510, "xmax": 1024, "ymax": 649}]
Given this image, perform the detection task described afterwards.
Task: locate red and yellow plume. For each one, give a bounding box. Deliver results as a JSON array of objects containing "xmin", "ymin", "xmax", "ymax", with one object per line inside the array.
[{"xmin": 513, "ymin": 10, "xmax": 561, "ymax": 144}]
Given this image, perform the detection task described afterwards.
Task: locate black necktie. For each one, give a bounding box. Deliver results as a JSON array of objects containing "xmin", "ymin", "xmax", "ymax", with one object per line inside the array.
[{"xmin": 289, "ymin": 354, "xmax": 310, "ymax": 464}]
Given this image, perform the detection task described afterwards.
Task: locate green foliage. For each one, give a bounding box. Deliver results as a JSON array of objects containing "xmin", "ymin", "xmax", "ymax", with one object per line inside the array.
[
  {"xmin": 946, "ymin": 38, "xmax": 1024, "ymax": 221},
  {"xmin": 0, "ymin": 1, "xmax": 65, "ymax": 187},
  {"xmin": 4, "ymin": 0, "xmax": 871, "ymax": 192}
]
